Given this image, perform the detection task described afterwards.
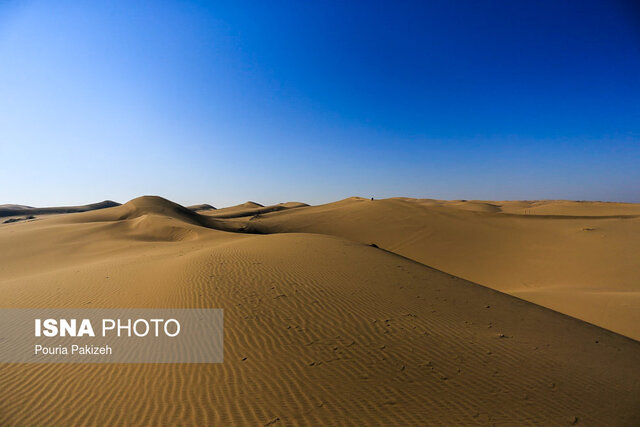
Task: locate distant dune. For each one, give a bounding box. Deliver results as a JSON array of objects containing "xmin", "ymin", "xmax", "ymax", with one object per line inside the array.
[
  {"xmin": 202, "ymin": 201, "xmax": 309, "ymax": 219},
  {"xmin": 63, "ymin": 196, "xmax": 260, "ymax": 238},
  {"xmin": 0, "ymin": 200, "xmax": 120, "ymax": 218},
  {"xmin": 0, "ymin": 195, "xmax": 638, "ymax": 425},
  {"xmin": 187, "ymin": 203, "xmax": 217, "ymax": 212}
]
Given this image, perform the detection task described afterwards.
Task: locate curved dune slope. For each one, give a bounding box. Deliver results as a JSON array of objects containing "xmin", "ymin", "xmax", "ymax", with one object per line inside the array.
[
  {"xmin": 249, "ymin": 197, "xmax": 640, "ymax": 340},
  {"xmin": 0, "ymin": 197, "xmax": 638, "ymax": 425}
]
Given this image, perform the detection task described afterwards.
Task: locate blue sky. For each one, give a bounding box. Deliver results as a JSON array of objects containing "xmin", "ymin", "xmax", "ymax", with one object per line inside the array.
[{"xmin": 0, "ymin": 0, "xmax": 638, "ymax": 206}]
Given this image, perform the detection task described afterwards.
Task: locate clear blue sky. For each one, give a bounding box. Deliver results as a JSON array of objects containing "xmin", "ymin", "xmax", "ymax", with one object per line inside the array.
[{"xmin": 1, "ymin": 0, "xmax": 638, "ymax": 207}]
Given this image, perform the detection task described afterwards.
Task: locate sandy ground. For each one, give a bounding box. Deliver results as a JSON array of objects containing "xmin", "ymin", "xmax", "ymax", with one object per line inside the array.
[{"xmin": 0, "ymin": 196, "xmax": 638, "ymax": 425}]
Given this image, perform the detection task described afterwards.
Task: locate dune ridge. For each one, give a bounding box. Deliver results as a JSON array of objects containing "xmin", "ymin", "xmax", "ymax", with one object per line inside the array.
[{"xmin": 0, "ymin": 200, "xmax": 120, "ymax": 218}]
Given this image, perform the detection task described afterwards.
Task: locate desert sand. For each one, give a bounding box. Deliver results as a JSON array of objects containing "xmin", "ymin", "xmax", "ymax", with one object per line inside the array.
[
  {"xmin": 0, "ymin": 196, "xmax": 638, "ymax": 425},
  {"xmin": 240, "ymin": 197, "xmax": 640, "ymax": 340}
]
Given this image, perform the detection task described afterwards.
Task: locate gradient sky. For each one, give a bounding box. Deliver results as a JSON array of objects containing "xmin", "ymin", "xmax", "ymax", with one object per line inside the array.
[{"xmin": 0, "ymin": 0, "xmax": 638, "ymax": 207}]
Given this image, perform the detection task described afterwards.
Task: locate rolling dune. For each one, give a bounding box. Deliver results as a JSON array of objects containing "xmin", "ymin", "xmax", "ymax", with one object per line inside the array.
[
  {"xmin": 205, "ymin": 201, "xmax": 309, "ymax": 219},
  {"xmin": 0, "ymin": 196, "xmax": 638, "ymax": 425},
  {"xmin": 0, "ymin": 200, "xmax": 120, "ymax": 218},
  {"xmin": 242, "ymin": 197, "xmax": 640, "ymax": 340}
]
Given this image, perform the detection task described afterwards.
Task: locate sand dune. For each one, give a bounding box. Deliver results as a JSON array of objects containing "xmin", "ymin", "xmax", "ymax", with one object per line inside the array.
[
  {"xmin": 0, "ymin": 196, "xmax": 638, "ymax": 425},
  {"xmin": 187, "ymin": 203, "xmax": 217, "ymax": 212},
  {"xmin": 58, "ymin": 196, "xmax": 263, "ymax": 237},
  {"xmin": 247, "ymin": 197, "xmax": 640, "ymax": 340},
  {"xmin": 0, "ymin": 200, "xmax": 120, "ymax": 218},
  {"xmin": 203, "ymin": 201, "xmax": 309, "ymax": 219}
]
